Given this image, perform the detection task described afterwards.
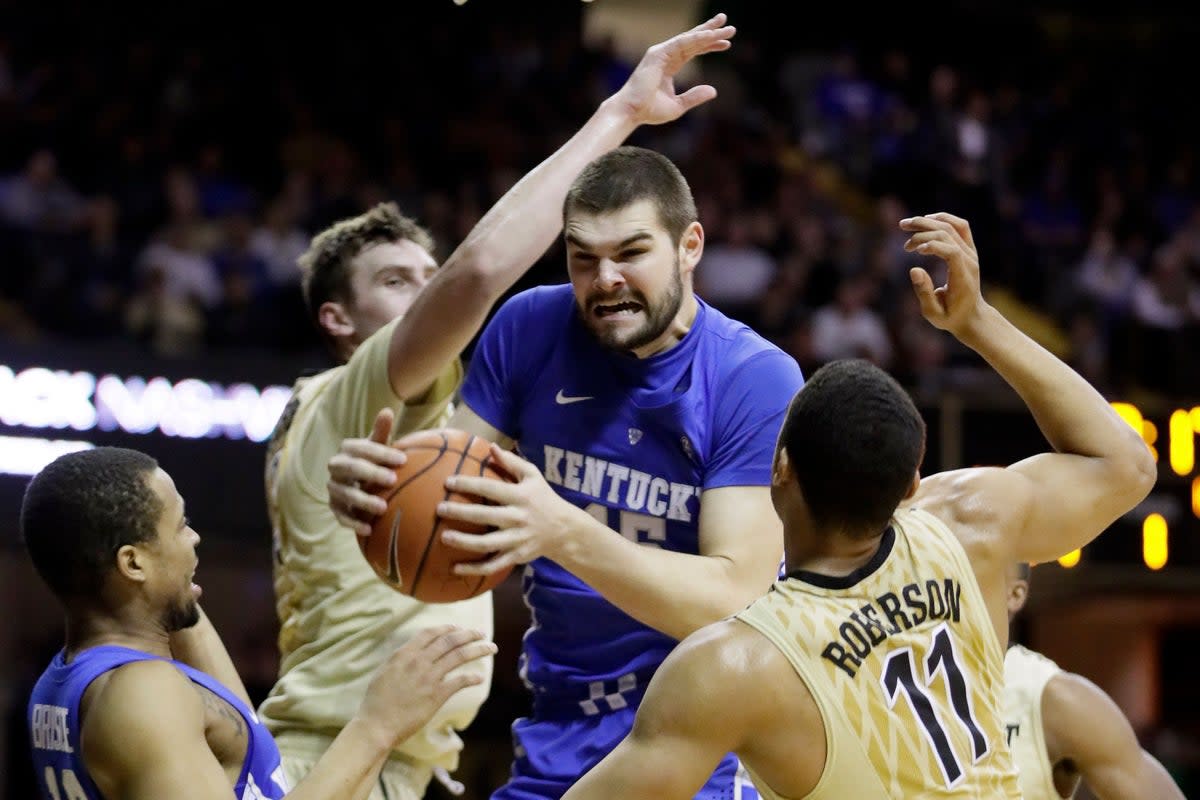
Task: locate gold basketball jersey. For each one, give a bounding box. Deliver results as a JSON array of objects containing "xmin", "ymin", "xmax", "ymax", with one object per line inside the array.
[
  {"xmin": 737, "ymin": 507, "xmax": 1020, "ymax": 799},
  {"xmin": 260, "ymin": 316, "xmax": 492, "ymax": 771},
  {"xmin": 1003, "ymin": 644, "xmax": 1068, "ymax": 800}
]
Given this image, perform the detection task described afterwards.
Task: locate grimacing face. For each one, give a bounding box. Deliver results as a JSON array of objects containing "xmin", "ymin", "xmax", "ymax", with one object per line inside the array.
[
  {"xmin": 143, "ymin": 468, "xmax": 202, "ymax": 632},
  {"xmin": 565, "ymin": 199, "xmax": 687, "ymax": 354}
]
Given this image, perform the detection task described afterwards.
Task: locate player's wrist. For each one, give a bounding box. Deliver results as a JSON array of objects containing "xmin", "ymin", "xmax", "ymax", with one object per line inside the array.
[
  {"xmin": 951, "ymin": 301, "xmax": 1003, "ymax": 349},
  {"xmin": 552, "ymin": 502, "xmax": 605, "ymax": 567},
  {"xmin": 344, "ymin": 714, "xmax": 400, "ymax": 756},
  {"xmin": 596, "ymin": 95, "xmax": 642, "ymax": 135}
]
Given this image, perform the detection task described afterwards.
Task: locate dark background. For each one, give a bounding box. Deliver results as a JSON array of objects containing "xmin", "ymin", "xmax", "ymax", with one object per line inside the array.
[{"xmin": 2, "ymin": 1, "xmax": 1199, "ymax": 797}]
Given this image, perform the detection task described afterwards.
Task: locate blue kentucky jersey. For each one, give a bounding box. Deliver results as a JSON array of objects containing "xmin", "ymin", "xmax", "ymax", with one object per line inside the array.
[
  {"xmin": 28, "ymin": 645, "xmax": 287, "ymax": 800},
  {"xmin": 461, "ymin": 284, "xmax": 804, "ymax": 708}
]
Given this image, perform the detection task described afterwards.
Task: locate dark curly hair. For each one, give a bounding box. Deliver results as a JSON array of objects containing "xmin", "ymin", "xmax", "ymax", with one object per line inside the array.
[
  {"xmin": 779, "ymin": 359, "xmax": 926, "ymax": 536},
  {"xmin": 21, "ymin": 447, "xmax": 163, "ymax": 601}
]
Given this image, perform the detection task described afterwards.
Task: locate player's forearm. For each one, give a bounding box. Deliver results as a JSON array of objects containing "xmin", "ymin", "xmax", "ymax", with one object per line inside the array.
[
  {"xmin": 1137, "ymin": 753, "xmax": 1187, "ymax": 800},
  {"xmin": 285, "ymin": 718, "xmax": 391, "ymax": 800},
  {"xmin": 167, "ymin": 607, "xmax": 253, "ymax": 709},
  {"xmin": 386, "ymin": 100, "xmax": 639, "ymax": 399},
  {"xmin": 558, "ymin": 514, "xmax": 766, "ymax": 640},
  {"xmin": 1090, "ymin": 753, "xmax": 1188, "ymax": 800},
  {"xmin": 957, "ymin": 304, "xmax": 1154, "ymax": 476}
]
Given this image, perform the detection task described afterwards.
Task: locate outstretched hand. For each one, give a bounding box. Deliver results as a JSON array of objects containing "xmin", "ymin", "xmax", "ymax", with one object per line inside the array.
[
  {"xmin": 613, "ymin": 13, "xmax": 735, "ymax": 127},
  {"xmin": 358, "ymin": 625, "xmax": 495, "ymax": 748},
  {"xmin": 900, "ymin": 212, "xmax": 988, "ymax": 337}
]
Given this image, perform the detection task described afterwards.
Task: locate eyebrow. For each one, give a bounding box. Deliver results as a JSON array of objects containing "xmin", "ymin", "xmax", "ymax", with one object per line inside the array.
[
  {"xmin": 375, "ymin": 264, "xmax": 432, "ymax": 276},
  {"xmin": 564, "ymin": 231, "xmax": 654, "ymax": 252}
]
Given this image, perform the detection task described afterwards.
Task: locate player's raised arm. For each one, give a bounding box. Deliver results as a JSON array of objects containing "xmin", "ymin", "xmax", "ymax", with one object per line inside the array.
[
  {"xmin": 383, "ymin": 15, "xmax": 736, "ymax": 401},
  {"xmin": 168, "ymin": 605, "xmax": 253, "ymax": 709},
  {"xmin": 902, "ymin": 213, "xmax": 1156, "ymax": 566}
]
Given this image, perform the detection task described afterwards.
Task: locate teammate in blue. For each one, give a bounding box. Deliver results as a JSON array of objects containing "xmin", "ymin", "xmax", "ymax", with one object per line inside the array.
[
  {"xmin": 329, "ymin": 145, "xmax": 804, "ymax": 799},
  {"xmin": 23, "ymin": 446, "xmax": 494, "ymax": 800}
]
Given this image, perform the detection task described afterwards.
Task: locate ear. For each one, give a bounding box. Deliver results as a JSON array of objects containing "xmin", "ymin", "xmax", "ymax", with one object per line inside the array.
[
  {"xmin": 902, "ymin": 471, "xmax": 921, "ymax": 500},
  {"xmin": 678, "ymin": 221, "xmax": 705, "ymax": 276},
  {"xmin": 317, "ymin": 300, "xmax": 355, "ymax": 342},
  {"xmin": 1007, "ymin": 578, "xmax": 1029, "ymax": 617},
  {"xmin": 114, "ymin": 543, "xmax": 149, "ymax": 585},
  {"xmin": 772, "ymin": 445, "xmax": 792, "ymax": 488}
]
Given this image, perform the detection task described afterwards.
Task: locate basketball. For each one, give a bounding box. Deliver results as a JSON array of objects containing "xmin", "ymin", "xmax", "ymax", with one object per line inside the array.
[{"xmin": 358, "ymin": 428, "xmax": 515, "ymax": 602}]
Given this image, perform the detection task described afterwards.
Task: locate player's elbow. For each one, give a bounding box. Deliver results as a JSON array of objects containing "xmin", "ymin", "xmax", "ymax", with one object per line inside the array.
[
  {"xmin": 443, "ymin": 243, "xmax": 513, "ymax": 299},
  {"xmin": 1113, "ymin": 426, "xmax": 1157, "ymax": 505}
]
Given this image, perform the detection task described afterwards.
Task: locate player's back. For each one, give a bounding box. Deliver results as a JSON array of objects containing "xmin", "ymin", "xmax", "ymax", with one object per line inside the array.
[
  {"xmin": 737, "ymin": 507, "xmax": 1021, "ymax": 799},
  {"xmin": 1003, "ymin": 644, "xmax": 1069, "ymax": 800},
  {"xmin": 28, "ymin": 645, "xmax": 287, "ymax": 800}
]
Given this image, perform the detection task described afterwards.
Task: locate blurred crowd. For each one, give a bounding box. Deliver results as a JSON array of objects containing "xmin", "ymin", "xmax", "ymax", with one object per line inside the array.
[
  {"xmin": 2, "ymin": 4, "xmax": 1199, "ymax": 796},
  {"xmin": 2, "ymin": 6, "xmax": 1199, "ymax": 403}
]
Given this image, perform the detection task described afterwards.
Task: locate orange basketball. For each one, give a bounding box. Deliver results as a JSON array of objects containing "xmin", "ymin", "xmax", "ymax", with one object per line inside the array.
[{"xmin": 358, "ymin": 428, "xmax": 514, "ymax": 603}]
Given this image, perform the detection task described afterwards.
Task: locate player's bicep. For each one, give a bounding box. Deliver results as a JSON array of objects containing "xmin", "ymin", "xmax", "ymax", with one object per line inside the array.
[
  {"xmin": 698, "ymin": 485, "xmax": 784, "ymax": 589},
  {"xmin": 1044, "ymin": 672, "xmax": 1161, "ymax": 799},
  {"xmin": 168, "ymin": 608, "xmax": 253, "ymax": 710},
  {"xmin": 82, "ymin": 662, "xmax": 232, "ymax": 800},
  {"xmin": 1006, "ymin": 451, "xmax": 1149, "ymax": 563},
  {"xmin": 385, "ymin": 260, "xmax": 507, "ymax": 402}
]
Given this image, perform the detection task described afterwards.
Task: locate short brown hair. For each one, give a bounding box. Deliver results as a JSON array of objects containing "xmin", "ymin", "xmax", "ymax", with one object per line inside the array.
[
  {"xmin": 563, "ymin": 146, "xmax": 698, "ymax": 245},
  {"xmin": 299, "ymin": 202, "xmax": 435, "ymax": 333}
]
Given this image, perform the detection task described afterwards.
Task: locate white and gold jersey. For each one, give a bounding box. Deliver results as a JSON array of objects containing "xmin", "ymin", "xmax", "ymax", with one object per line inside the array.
[
  {"xmin": 260, "ymin": 317, "xmax": 490, "ymax": 771},
  {"xmin": 737, "ymin": 507, "xmax": 1020, "ymax": 799},
  {"xmin": 1003, "ymin": 644, "xmax": 1068, "ymax": 800}
]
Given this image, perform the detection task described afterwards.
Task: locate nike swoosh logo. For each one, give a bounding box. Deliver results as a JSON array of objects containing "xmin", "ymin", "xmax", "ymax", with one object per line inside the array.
[{"xmin": 555, "ymin": 390, "xmax": 594, "ymax": 405}]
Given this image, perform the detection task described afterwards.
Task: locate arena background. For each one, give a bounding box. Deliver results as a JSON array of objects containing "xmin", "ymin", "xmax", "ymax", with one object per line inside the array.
[{"xmin": 1, "ymin": 1, "xmax": 1198, "ymax": 796}]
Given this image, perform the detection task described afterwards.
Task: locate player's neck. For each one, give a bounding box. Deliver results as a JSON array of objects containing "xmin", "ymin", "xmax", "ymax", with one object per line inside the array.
[
  {"xmin": 629, "ymin": 293, "xmax": 699, "ymax": 359},
  {"xmin": 64, "ymin": 606, "xmax": 173, "ymax": 661},
  {"xmin": 784, "ymin": 526, "xmax": 887, "ymax": 577}
]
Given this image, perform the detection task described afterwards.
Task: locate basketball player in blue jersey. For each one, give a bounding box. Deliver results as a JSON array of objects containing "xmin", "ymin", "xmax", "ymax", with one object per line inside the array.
[
  {"xmin": 22, "ymin": 446, "xmax": 494, "ymax": 800},
  {"xmin": 329, "ymin": 145, "xmax": 804, "ymax": 798}
]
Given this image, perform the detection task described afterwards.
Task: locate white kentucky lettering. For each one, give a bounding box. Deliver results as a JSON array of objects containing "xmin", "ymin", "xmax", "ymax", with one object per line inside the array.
[
  {"xmin": 667, "ymin": 483, "xmax": 697, "ymax": 522},
  {"xmin": 538, "ymin": 444, "xmax": 701, "ymax": 522},
  {"xmin": 562, "ymin": 450, "xmax": 584, "ymax": 491},
  {"xmin": 646, "ymin": 477, "xmax": 670, "ymax": 517},
  {"xmin": 625, "ymin": 470, "xmax": 652, "ymax": 511},
  {"xmin": 31, "ymin": 704, "xmax": 74, "ymax": 753},
  {"xmin": 543, "ymin": 445, "xmax": 565, "ymax": 485},
  {"xmin": 580, "ymin": 456, "xmax": 608, "ymax": 497},
  {"xmin": 605, "ymin": 464, "xmax": 630, "ymax": 503}
]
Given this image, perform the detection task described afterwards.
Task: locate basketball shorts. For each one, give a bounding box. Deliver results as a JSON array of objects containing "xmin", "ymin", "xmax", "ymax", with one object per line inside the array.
[{"xmin": 490, "ymin": 708, "xmax": 758, "ymax": 800}]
